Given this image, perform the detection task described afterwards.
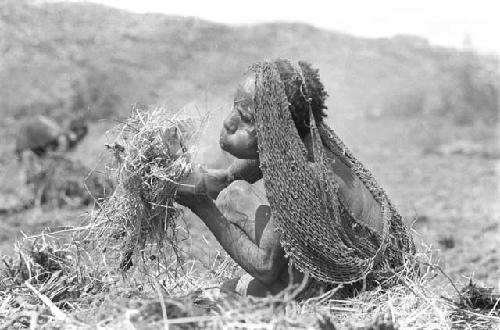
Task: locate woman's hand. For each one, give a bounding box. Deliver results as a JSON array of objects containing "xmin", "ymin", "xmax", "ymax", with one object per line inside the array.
[
  {"xmin": 176, "ymin": 166, "xmax": 231, "ymax": 207},
  {"xmin": 203, "ymin": 168, "xmax": 232, "ymax": 199}
]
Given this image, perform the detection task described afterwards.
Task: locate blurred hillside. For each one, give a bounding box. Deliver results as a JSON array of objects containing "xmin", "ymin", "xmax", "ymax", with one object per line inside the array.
[{"xmin": 1, "ymin": 0, "xmax": 498, "ymax": 124}]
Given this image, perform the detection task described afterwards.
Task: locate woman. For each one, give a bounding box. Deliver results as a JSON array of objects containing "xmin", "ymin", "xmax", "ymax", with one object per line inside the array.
[{"xmin": 176, "ymin": 59, "xmax": 414, "ymax": 298}]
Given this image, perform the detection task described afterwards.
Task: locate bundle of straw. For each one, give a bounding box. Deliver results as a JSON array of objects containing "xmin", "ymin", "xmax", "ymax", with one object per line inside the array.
[{"xmin": 90, "ymin": 106, "xmax": 204, "ymax": 271}]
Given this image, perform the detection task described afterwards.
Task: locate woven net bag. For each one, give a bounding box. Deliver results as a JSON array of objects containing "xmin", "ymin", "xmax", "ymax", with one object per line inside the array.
[{"xmin": 251, "ymin": 60, "xmax": 414, "ymax": 284}]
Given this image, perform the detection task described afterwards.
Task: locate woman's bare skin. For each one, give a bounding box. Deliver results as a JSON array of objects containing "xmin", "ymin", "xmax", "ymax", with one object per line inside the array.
[{"xmin": 176, "ymin": 72, "xmax": 383, "ymax": 297}]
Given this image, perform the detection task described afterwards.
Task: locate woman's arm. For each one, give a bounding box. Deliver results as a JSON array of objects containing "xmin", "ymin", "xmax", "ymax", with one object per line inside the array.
[
  {"xmin": 227, "ymin": 159, "xmax": 262, "ymax": 184},
  {"xmin": 177, "ymin": 159, "xmax": 263, "ymax": 199},
  {"xmin": 177, "ymin": 193, "xmax": 286, "ymax": 285}
]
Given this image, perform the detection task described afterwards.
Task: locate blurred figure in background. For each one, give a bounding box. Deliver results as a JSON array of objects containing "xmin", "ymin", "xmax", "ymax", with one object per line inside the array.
[
  {"xmin": 11, "ymin": 114, "xmax": 109, "ymax": 209},
  {"xmin": 15, "ymin": 115, "xmax": 88, "ymax": 161}
]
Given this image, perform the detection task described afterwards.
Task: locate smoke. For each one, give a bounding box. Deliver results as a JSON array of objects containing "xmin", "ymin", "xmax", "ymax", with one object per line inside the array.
[{"xmin": 180, "ymin": 100, "xmax": 236, "ymax": 170}]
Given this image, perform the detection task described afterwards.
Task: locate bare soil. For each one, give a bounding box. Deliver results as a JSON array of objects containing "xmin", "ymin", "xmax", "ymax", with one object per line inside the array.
[{"xmin": 1, "ymin": 116, "xmax": 498, "ymax": 285}]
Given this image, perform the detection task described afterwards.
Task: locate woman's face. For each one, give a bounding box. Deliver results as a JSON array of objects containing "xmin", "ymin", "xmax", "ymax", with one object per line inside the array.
[{"xmin": 219, "ymin": 74, "xmax": 259, "ymax": 159}]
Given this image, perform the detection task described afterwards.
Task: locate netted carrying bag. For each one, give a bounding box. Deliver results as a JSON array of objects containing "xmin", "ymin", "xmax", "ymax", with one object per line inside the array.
[{"xmin": 251, "ymin": 60, "xmax": 414, "ymax": 284}]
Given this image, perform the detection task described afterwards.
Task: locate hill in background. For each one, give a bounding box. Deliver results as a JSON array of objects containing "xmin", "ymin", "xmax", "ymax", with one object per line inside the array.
[{"xmin": 1, "ymin": 0, "xmax": 498, "ymax": 125}]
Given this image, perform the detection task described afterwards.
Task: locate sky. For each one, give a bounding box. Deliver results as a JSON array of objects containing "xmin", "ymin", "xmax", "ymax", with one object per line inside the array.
[{"xmin": 50, "ymin": 0, "xmax": 499, "ymax": 55}]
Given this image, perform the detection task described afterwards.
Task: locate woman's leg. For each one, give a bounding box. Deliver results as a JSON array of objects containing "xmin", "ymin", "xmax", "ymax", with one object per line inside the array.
[{"xmin": 221, "ymin": 204, "xmax": 285, "ymax": 297}]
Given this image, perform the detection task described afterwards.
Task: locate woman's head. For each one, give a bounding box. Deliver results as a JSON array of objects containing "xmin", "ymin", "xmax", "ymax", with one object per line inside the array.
[{"xmin": 220, "ymin": 59, "xmax": 328, "ymax": 159}]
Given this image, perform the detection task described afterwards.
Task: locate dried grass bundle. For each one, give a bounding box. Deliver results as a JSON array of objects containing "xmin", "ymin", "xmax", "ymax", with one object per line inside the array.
[{"xmin": 88, "ymin": 106, "xmax": 205, "ymax": 271}]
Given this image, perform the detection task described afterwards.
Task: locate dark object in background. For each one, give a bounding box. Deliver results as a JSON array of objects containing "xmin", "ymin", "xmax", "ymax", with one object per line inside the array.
[
  {"xmin": 437, "ymin": 236, "xmax": 456, "ymax": 249},
  {"xmin": 15, "ymin": 116, "xmax": 62, "ymax": 158},
  {"xmin": 15, "ymin": 115, "xmax": 88, "ymax": 160},
  {"xmin": 66, "ymin": 116, "xmax": 89, "ymax": 150}
]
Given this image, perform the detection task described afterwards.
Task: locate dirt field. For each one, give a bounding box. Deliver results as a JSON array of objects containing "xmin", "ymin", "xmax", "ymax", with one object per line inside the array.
[{"xmin": 1, "ymin": 115, "xmax": 498, "ymax": 286}]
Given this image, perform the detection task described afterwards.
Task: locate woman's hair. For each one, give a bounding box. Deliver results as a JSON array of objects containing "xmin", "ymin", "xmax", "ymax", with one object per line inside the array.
[{"xmin": 274, "ymin": 59, "xmax": 329, "ymax": 137}]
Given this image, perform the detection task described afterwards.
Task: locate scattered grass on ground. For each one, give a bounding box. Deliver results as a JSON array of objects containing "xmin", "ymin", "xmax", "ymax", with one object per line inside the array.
[{"xmin": 1, "ymin": 231, "xmax": 499, "ymax": 329}]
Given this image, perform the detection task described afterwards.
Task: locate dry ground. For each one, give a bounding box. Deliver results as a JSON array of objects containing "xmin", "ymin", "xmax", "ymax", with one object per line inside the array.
[
  {"xmin": 1, "ymin": 115, "xmax": 498, "ymax": 282},
  {"xmin": 0, "ymin": 115, "xmax": 499, "ymax": 328}
]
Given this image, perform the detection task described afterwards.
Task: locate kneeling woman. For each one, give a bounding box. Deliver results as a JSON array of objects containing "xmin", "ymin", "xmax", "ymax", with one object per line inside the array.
[{"xmin": 176, "ymin": 59, "xmax": 414, "ymax": 298}]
